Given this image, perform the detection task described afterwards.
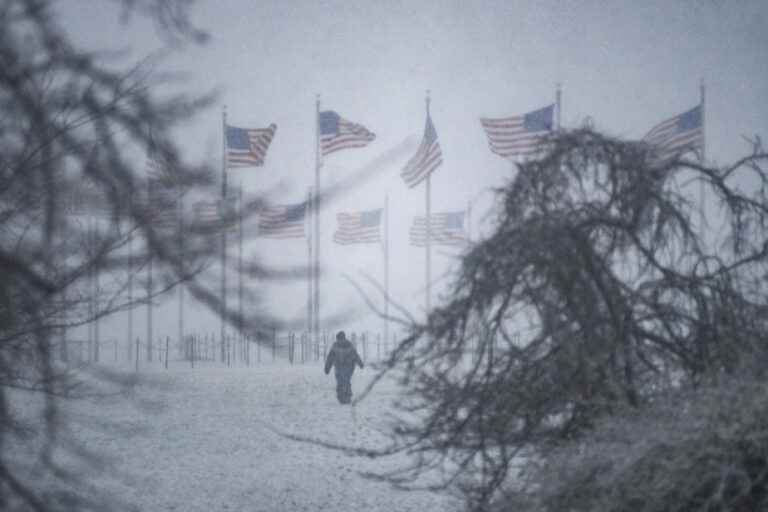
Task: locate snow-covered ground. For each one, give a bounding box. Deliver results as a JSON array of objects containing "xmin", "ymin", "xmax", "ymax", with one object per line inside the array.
[{"xmin": 11, "ymin": 361, "xmax": 460, "ymax": 512}]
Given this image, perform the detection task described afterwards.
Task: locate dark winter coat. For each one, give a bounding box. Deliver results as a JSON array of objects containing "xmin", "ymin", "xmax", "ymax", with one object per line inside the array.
[{"xmin": 324, "ymin": 339, "xmax": 364, "ymax": 379}]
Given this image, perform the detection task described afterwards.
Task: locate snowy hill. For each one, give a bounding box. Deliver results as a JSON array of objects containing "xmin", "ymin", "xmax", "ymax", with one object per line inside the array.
[{"xmin": 10, "ymin": 362, "xmax": 459, "ymax": 511}]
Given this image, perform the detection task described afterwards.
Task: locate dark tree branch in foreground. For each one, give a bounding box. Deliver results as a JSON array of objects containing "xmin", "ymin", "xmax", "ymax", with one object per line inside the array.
[
  {"xmin": 358, "ymin": 128, "xmax": 768, "ymax": 511},
  {"xmin": 0, "ymin": 1, "xmax": 298, "ymax": 510}
]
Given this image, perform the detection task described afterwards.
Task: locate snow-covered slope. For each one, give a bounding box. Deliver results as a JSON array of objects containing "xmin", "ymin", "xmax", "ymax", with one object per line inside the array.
[{"xmin": 13, "ymin": 362, "xmax": 459, "ymax": 511}]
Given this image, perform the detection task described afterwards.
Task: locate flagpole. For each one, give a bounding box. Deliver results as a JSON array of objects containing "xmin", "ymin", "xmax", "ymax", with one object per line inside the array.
[
  {"xmin": 238, "ymin": 181, "xmax": 243, "ymax": 341},
  {"xmin": 700, "ymin": 79, "xmax": 706, "ymax": 161},
  {"xmin": 178, "ymin": 191, "xmax": 184, "ymax": 353},
  {"xmin": 221, "ymin": 106, "xmax": 228, "ymax": 359},
  {"xmin": 94, "ymin": 213, "xmax": 100, "ymax": 362},
  {"xmin": 556, "ymin": 83, "xmax": 562, "ymax": 131},
  {"xmin": 147, "ymin": 178, "xmax": 153, "ymax": 363},
  {"xmin": 699, "ymin": 79, "xmax": 706, "ymax": 245},
  {"xmin": 127, "ymin": 188, "xmax": 133, "ymax": 357},
  {"xmin": 384, "ymin": 192, "xmax": 390, "ymax": 343},
  {"xmin": 425, "ymin": 90, "xmax": 432, "ymax": 319},
  {"xmin": 88, "ymin": 213, "xmax": 93, "ymax": 360},
  {"xmin": 314, "ymin": 95, "xmax": 321, "ymax": 338},
  {"xmin": 307, "ymin": 187, "xmax": 313, "ymax": 333}
]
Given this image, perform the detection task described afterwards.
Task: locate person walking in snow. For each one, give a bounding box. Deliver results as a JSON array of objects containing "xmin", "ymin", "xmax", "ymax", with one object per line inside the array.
[{"xmin": 324, "ymin": 330, "xmax": 364, "ymax": 404}]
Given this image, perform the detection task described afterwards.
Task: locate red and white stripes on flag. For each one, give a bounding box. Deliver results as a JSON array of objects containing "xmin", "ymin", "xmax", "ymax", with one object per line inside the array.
[
  {"xmin": 192, "ymin": 200, "xmax": 220, "ymax": 231},
  {"xmin": 226, "ymin": 123, "xmax": 277, "ymax": 168},
  {"xmin": 409, "ymin": 211, "xmax": 467, "ymax": 247},
  {"xmin": 479, "ymin": 104, "xmax": 554, "ymax": 159},
  {"xmin": 191, "ymin": 198, "xmax": 238, "ymax": 232},
  {"xmin": 257, "ymin": 202, "xmax": 306, "ymax": 239},
  {"xmin": 333, "ymin": 209, "xmax": 382, "ymax": 245},
  {"xmin": 319, "ymin": 111, "xmax": 376, "ymax": 156},
  {"xmin": 194, "ymin": 200, "xmax": 219, "ymax": 222},
  {"xmin": 643, "ymin": 105, "xmax": 703, "ymax": 163},
  {"xmin": 401, "ymin": 113, "xmax": 442, "ymax": 188}
]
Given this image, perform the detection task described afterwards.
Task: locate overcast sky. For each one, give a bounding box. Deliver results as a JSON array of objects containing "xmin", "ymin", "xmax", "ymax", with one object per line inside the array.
[{"xmin": 60, "ymin": 0, "xmax": 768, "ymax": 341}]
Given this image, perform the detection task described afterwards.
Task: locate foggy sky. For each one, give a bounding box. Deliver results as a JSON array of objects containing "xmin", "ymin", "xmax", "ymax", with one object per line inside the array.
[{"xmin": 60, "ymin": 0, "xmax": 768, "ymax": 340}]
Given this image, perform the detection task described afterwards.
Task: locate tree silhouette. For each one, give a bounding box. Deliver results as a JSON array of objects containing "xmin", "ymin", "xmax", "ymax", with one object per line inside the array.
[
  {"xmin": 0, "ymin": 1, "xmax": 275, "ymax": 509},
  {"xmin": 362, "ymin": 128, "xmax": 768, "ymax": 511}
]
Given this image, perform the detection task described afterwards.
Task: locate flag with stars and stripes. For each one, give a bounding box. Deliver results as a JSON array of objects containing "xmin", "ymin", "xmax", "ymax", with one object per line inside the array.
[
  {"xmin": 480, "ymin": 104, "xmax": 554, "ymax": 159},
  {"xmin": 319, "ymin": 111, "xmax": 375, "ymax": 156},
  {"xmin": 257, "ymin": 202, "xmax": 306, "ymax": 239},
  {"xmin": 333, "ymin": 208, "xmax": 382, "ymax": 245},
  {"xmin": 226, "ymin": 123, "xmax": 277, "ymax": 168},
  {"xmin": 401, "ymin": 113, "xmax": 442, "ymax": 188},
  {"xmin": 643, "ymin": 105, "xmax": 703, "ymax": 163},
  {"xmin": 409, "ymin": 211, "xmax": 467, "ymax": 246}
]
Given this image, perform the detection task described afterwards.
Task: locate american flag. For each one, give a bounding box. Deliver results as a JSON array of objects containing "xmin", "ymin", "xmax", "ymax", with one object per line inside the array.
[
  {"xmin": 226, "ymin": 123, "xmax": 277, "ymax": 168},
  {"xmin": 480, "ymin": 104, "xmax": 554, "ymax": 159},
  {"xmin": 409, "ymin": 211, "xmax": 467, "ymax": 247},
  {"xmin": 333, "ymin": 208, "xmax": 382, "ymax": 245},
  {"xmin": 190, "ymin": 198, "xmax": 238, "ymax": 232},
  {"xmin": 258, "ymin": 202, "xmax": 306, "ymax": 239},
  {"xmin": 319, "ymin": 111, "xmax": 375, "ymax": 156},
  {"xmin": 643, "ymin": 105, "xmax": 703, "ymax": 163},
  {"xmin": 192, "ymin": 200, "xmax": 220, "ymax": 232},
  {"xmin": 401, "ymin": 113, "xmax": 442, "ymax": 188}
]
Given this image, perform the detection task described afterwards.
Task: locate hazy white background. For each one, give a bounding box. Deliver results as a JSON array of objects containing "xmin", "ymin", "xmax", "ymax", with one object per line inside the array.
[{"xmin": 59, "ymin": 0, "xmax": 768, "ymax": 341}]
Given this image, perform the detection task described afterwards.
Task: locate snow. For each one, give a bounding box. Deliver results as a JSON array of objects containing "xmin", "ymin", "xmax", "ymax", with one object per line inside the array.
[{"xmin": 11, "ymin": 361, "xmax": 460, "ymax": 511}]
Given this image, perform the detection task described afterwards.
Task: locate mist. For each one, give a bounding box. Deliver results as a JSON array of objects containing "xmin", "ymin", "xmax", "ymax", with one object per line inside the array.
[{"xmin": 3, "ymin": 0, "xmax": 768, "ymax": 510}]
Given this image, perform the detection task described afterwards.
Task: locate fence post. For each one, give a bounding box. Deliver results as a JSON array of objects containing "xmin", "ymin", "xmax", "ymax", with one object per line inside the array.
[
  {"xmin": 67, "ymin": 328, "xmax": 447, "ymax": 368},
  {"xmin": 272, "ymin": 326, "xmax": 277, "ymax": 362}
]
